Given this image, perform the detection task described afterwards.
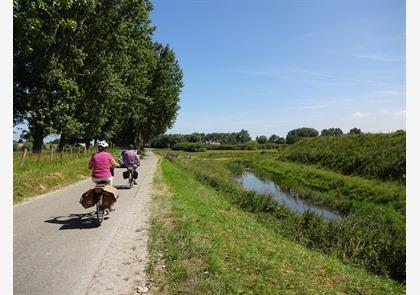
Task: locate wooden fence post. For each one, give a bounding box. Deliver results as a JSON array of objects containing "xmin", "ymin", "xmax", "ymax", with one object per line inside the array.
[
  {"xmin": 50, "ymin": 146, "xmax": 54, "ymax": 161},
  {"xmin": 37, "ymin": 147, "xmax": 42, "ymax": 163},
  {"xmin": 78, "ymin": 146, "xmax": 81, "ymax": 157},
  {"xmin": 19, "ymin": 148, "xmax": 28, "ymax": 168},
  {"xmin": 70, "ymin": 146, "xmax": 73, "ymax": 155}
]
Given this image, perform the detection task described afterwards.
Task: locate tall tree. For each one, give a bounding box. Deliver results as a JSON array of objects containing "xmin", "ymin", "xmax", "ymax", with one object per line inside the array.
[
  {"xmin": 256, "ymin": 135, "xmax": 268, "ymax": 144},
  {"xmin": 321, "ymin": 128, "xmax": 343, "ymax": 136},
  {"xmin": 138, "ymin": 44, "xmax": 183, "ymax": 147},
  {"xmin": 348, "ymin": 128, "xmax": 362, "ymax": 135},
  {"xmin": 237, "ymin": 129, "xmax": 251, "ymax": 144},
  {"xmin": 14, "ymin": 0, "xmax": 183, "ymax": 150},
  {"xmin": 14, "ymin": 0, "xmax": 92, "ymax": 151},
  {"xmin": 268, "ymin": 134, "xmax": 285, "ymax": 144}
]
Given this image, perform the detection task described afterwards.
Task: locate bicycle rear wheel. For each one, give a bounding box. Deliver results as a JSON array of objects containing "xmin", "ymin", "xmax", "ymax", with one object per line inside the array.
[
  {"xmin": 96, "ymin": 198, "xmax": 104, "ymax": 226},
  {"xmin": 129, "ymin": 170, "xmax": 133, "ymax": 188}
]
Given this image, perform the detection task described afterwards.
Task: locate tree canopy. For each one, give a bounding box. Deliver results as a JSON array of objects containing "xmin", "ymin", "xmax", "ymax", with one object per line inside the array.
[
  {"xmin": 348, "ymin": 128, "xmax": 362, "ymax": 135},
  {"xmin": 268, "ymin": 134, "xmax": 286, "ymax": 144},
  {"xmin": 321, "ymin": 128, "xmax": 343, "ymax": 136},
  {"xmin": 256, "ymin": 135, "xmax": 268, "ymax": 144},
  {"xmin": 14, "ymin": 0, "xmax": 183, "ymax": 152},
  {"xmin": 286, "ymin": 127, "xmax": 319, "ymax": 144}
]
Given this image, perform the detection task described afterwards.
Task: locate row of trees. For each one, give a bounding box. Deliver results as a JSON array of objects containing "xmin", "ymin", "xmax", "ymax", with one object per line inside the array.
[
  {"xmin": 151, "ymin": 129, "xmax": 252, "ymax": 148},
  {"xmin": 255, "ymin": 135, "xmax": 286, "ymax": 144},
  {"xmin": 152, "ymin": 127, "xmax": 365, "ymax": 148},
  {"xmin": 285, "ymin": 127, "xmax": 362, "ymax": 144},
  {"xmin": 14, "ymin": 0, "xmax": 183, "ymax": 152}
]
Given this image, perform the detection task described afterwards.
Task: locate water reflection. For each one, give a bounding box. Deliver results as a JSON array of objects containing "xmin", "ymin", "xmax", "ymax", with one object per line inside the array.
[{"xmin": 236, "ymin": 171, "xmax": 341, "ymax": 221}]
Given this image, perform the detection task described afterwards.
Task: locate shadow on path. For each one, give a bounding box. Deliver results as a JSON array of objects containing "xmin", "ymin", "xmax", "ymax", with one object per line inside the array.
[
  {"xmin": 114, "ymin": 184, "xmax": 131, "ymax": 190},
  {"xmin": 44, "ymin": 212, "xmax": 109, "ymax": 230}
]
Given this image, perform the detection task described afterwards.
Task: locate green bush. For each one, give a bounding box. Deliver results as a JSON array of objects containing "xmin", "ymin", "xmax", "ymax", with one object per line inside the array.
[
  {"xmin": 24, "ymin": 142, "xmax": 33, "ymax": 151},
  {"xmin": 172, "ymin": 142, "xmax": 207, "ymax": 152}
]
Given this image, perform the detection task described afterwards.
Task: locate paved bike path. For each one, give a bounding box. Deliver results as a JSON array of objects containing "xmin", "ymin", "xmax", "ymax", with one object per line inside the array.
[{"xmin": 14, "ymin": 151, "xmax": 157, "ymax": 295}]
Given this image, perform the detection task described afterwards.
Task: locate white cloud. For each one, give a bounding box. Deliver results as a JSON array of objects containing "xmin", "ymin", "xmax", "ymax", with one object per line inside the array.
[
  {"xmin": 239, "ymin": 69, "xmax": 290, "ymax": 80},
  {"xmin": 376, "ymin": 90, "xmax": 405, "ymax": 97},
  {"xmin": 239, "ymin": 69, "xmax": 271, "ymax": 76},
  {"xmin": 295, "ymin": 32, "xmax": 320, "ymax": 40},
  {"xmin": 354, "ymin": 54, "xmax": 404, "ymax": 62},
  {"xmin": 367, "ymin": 98, "xmax": 392, "ymax": 103},
  {"xmin": 240, "ymin": 66, "xmax": 387, "ymax": 86},
  {"xmin": 372, "ymin": 33, "xmax": 405, "ymax": 43},
  {"xmin": 382, "ymin": 109, "xmax": 406, "ymax": 116},
  {"xmin": 299, "ymin": 103, "xmax": 331, "ymax": 110},
  {"xmin": 353, "ymin": 112, "xmax": 370, "ymax": 118}
]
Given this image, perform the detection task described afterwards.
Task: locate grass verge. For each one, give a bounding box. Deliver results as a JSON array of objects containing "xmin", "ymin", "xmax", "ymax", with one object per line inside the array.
[
  {"xmin": 13, "ymin": 148, "xmax": 121, "ymax": 204},
  {"xmin": 147, "ymin": 158, "xmax": 404, "ymax": 294}
]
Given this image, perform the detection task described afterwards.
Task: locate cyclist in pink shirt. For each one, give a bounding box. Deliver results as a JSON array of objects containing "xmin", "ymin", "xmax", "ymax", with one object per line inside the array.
[{"xmin": 88, "ymin": 141, "xmax": 120, "ymax": 186}]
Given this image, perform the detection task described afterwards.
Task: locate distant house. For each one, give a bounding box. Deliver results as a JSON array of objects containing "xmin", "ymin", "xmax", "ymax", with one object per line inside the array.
[{"xmin": 209, "ymin": 140, "xmax": 221, "ymax": 145}]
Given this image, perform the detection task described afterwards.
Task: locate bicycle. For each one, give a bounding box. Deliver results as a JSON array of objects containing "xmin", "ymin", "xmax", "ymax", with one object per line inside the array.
[
  {"xmin": 124, "ymin": 165, "xmax": 138, "ymax": 188},
  {"xmin": 129, "ymin": 166, "xmax": 135, "ymax": 188}
]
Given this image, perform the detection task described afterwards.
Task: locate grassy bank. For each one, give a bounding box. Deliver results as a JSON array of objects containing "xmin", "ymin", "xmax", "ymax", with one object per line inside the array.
[
  {"xmin": 171, "ymin": 157, "xmax": 405, "ymax": 282},
  {"xmin": 244, "ymin": 159, "xmax": 405, "ymax": 217},
  {"xmin": 13, "ymin": 148, "xmax": 121, "ymax": 203},
  {"xmin": 280, "ymin": 132, "xmax": 405, "ymax": 182},
  {"xmin": 147, "ymin": 158, "xmax": 404, "ymax": 294}
]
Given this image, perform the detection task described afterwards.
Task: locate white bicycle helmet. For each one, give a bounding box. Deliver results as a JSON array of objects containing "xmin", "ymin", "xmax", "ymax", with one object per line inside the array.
[{"xmin": 98, "ymin": 140, "xmax": 109, "ymax": 148}]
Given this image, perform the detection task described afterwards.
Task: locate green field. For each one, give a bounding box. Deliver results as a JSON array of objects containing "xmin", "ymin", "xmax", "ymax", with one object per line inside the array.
[{"xmin": 147, "ymin": 155, "xmax": 405, "ymax": 294}]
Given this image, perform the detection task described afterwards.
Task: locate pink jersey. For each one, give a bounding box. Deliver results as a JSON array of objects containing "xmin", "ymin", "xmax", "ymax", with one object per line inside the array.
[{"xmin": 90, "ymin": 151, "xmax": 113, "ymax": 178}]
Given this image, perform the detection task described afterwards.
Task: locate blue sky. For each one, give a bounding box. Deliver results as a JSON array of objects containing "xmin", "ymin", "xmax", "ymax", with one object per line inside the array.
[
  {"xmin": 150, "ymin": 0, "xmax": 405, "ymax": 138},
  {"xmin": 12, "ymin": 0, "xmax": 406, "ymax": 141}
]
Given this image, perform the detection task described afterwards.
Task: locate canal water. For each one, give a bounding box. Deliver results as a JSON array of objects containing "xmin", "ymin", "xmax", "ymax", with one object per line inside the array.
[{"xmin": 235, "ymin": 171, "xmax": 341, "ymax": 221}]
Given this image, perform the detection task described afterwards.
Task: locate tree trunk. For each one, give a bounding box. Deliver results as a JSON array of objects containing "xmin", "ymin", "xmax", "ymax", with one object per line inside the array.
[
  {"xmin": 85, "ymin": 139, "xmax": 91, "ymax": 149},
  {"xmin": 59, "ymin": 133, "xmax": 67, "ymax": 151},
  {"xmin": 134, "ymin": 125, "xmax": 142, "ymax": 149},
  {"xmin": 31, "ymin": 125, "xmax": 44, "ymax": 153},
  {"xmin": 143, "ymin": 132, "xmax": 150, "ymax": 148}
]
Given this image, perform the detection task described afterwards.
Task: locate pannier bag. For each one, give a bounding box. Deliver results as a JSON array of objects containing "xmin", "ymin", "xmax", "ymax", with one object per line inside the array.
[
  {"xmin": 80, "ymin": 185, "xmax": 119, "ymax": 209},
  {"xmin": 123, "ymin": 171, "xmax": 129, "ymax": 179},
  {"xmin": 133, "ymin": 171, "xmax": 138, "ymax": 179},
  {"xmin": 101, "ymin": 184, "xmax": 119, "ymax": 209},
  {"xmin": 80, "ymin": 189, "xmax": 95, "ymax": 209}
]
